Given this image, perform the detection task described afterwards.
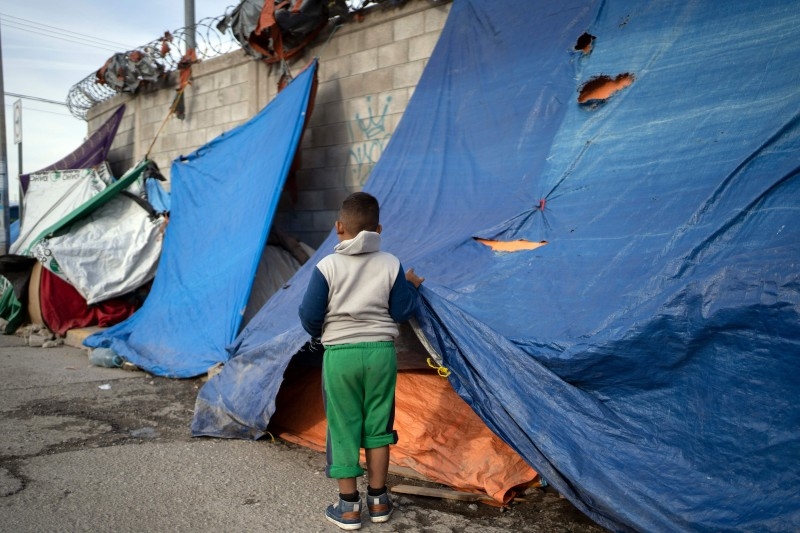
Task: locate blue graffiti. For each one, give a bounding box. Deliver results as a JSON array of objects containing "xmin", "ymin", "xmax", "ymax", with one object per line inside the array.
[{"xmin": 348, "ymin": 95, "xmax": 393, "ymax": 185}]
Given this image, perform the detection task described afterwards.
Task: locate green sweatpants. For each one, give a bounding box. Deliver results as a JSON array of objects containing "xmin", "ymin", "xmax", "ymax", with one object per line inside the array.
[{"xmin": 322, "ymin": 341, "xmax": 398, "ymax": 479}]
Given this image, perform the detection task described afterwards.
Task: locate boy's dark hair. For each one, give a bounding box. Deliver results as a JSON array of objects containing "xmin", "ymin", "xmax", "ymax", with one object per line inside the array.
[{"xmin": 340, "ymin": 192, "xmax": 380, "ymax": 234}]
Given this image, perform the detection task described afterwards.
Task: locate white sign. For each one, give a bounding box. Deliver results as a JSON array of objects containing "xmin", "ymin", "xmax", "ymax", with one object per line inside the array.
[{"xmin": 13, "ymin": 99, "xmax": 22, "ymax": 144}]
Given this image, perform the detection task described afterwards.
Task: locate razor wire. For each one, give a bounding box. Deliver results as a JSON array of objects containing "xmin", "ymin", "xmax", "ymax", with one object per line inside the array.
[
  {"xmin": 66, "ymin": 8, "xmax": 241, "ymax": 121},
  {"xmin": 65, "ymin": 0, "xmax": 442, "ymax": 121}
]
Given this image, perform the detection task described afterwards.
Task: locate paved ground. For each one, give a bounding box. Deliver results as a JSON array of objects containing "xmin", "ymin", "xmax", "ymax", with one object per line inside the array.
[{"xmin": 0, "ymin": 332, "xmax": 607, "ymax": 532}]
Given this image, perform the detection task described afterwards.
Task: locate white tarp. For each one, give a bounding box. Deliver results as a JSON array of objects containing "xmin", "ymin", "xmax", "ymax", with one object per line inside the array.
[
  {"xmin": 31, "ymin": 193, "xmax": 165, "ymax": 305},
  {"xmin": 10, "ymin": 164, "xmax": 112, "ymax": 255}
]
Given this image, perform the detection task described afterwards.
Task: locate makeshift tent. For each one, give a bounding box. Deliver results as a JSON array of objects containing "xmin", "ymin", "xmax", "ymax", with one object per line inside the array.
[
  {"xmin": 0, "ymin": 256, "xmax": 37, "ymax": 333},
  {"xmin": 6, "ymin": 105, "xmax": 161, "ymax": 336},
  {"xmin": 83, "ymin": 59, "xmax": 319, "ymax": 378},
  {"xmin": 191, "ymin": 1, "xmax": 800, "ymax": 531},
  {"xmin": 28, "ymin": 160, "xmax": 166, "ymax": 305},
  {"xmin": 12, "ymin": 161, "xmax": 161, "ymax": 336},
  {"xmin": 11, "ymin": 164, "xmax": 114, "ymax": 256}
]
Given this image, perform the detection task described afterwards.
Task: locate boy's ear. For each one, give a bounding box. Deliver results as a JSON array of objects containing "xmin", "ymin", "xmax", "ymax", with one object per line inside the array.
[
  {"xmin": 335, "ymin": 220, "xmax": 345, "ymax": 235},
  {"xmin": 376, "ymin": 224, "xmax": 382, "ymax": 234}
]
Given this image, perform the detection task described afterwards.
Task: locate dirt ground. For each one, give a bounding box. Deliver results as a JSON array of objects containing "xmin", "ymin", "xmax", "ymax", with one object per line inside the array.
[{"xmin": 4, "ymin": 362, "xmax": 606, "ymax": 532}]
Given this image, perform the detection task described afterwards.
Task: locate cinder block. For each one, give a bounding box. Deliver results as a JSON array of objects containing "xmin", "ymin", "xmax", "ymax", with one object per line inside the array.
[
  {"xmin": 351, "ymin": 49, "xmax": 379, "ymax": 76},
  {"xmin": 338, "ymin": 74, "xmax": 369, "ymax": 99},
  {"xmin": 409, "ymin": 32, "xmax": 441, "ymax": 62},
  {"xmin": 312, "ymin": 100, "xmax": 343, "ymax": 127},
  {"xmin": 360, "ymin": 68, "xmax": 394, "ymax": 95},
  {"xmin": 300, "ymin": 147, "xmax": 328, "ymax": 171},
  {"xmin": 362, "ymin": 24, "xmax": 394, "ymax": 50},
  {"xmin": 393, "ymin": 60, "xmax": 426, "ymax": 89},
  {"xmin": 394, "ymin": 11, "xmax": 426, "ymax": 41},
  {"xmin": 335, "ymin": 30, "xmax": 364, "ymax": 57},
  {"xmin": 229, "ymin": 101, "xmax": 251, "ymax": 122},
  {"xmin": 189, "ymin": 129, "xmax": 211, "ymax": 148},
  {"xmin": 213, "ymin": 105, "xmax": 233, "ymax": 125},
  {"xmin": 326, "ymin": 145, "xmax": 352, "ymax": 167},
  {"xmin": 313, "ymin": 122, "xmax": 350, "ymax": 147},
  {"xmin": 378, "ymin": 41, "xmax": 409, "ymax": 69},
  {"xmin": 425, "ymin": 4, "xmax": 452, "ymax": 32},
  {"xmin": 316, "ymin": 79, "xmax": 343, "ymax": 105},
  {"xmin": 320, "ymin": 55, "xmax": 353, "ymax": 81}
]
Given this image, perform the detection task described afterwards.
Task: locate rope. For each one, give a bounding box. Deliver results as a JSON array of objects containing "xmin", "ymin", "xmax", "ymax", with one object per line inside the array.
[
  {"xmin": 144, "ymin": 85, "xmax": 187, "ymax": 159},
  {"xmin": 427, "ymin": 357, "xmax": 451, "ymax": 378}
]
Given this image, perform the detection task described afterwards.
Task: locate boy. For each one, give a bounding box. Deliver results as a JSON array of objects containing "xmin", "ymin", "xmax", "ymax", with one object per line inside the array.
[{"xmin": 299, "ymin": 192, "xmax": 424, "ymax": 530}]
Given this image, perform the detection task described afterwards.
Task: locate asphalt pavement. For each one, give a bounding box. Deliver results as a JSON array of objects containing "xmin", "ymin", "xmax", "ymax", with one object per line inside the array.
[{"xmin": 0, "ymin": 331, "xmax": 605, "ymax": 533}]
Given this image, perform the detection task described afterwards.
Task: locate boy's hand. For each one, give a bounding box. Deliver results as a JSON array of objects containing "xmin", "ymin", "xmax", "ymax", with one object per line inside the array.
[{"xmin": 406, "ymin": 267, "xmax": 425, "ymax": 288}]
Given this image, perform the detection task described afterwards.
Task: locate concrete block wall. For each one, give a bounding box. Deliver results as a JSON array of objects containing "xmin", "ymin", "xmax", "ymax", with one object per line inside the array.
[{"xmin": 87, "ymin": 0, "xmax": 451, "ymax": 248}]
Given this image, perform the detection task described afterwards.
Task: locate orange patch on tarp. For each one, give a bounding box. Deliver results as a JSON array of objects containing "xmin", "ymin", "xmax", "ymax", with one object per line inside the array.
[
  {"xmin": 270, "ymin": 364, "xmax": 537, "ymax": 504},
  {"xmin": 578, "ymin": 73, "xmax": 634, "ymax": 103},
  {"xmin": 476, "ymin": 239, "xmax": 547, "ymax": 252}
]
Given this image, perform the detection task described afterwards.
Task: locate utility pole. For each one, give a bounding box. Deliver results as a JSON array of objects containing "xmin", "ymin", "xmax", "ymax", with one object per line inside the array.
[
  {"xmin": 0, "ymin": 23, "xmax": 10, "ymax": 254},
  {"xmin": 14, "ymin": 102, "xmax": 21, "ymax": 180},
  {"xmin": 185, "ymin": 0, "xmax": 196, "ymax": 50}
]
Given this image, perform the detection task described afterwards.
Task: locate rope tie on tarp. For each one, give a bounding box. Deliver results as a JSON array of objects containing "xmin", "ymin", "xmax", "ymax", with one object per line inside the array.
[
  {"xmin": 144, "ymin": 84, "xmax": 188, "ymax": 159},
  {"xmin": 427, "ymin": 357, "xmax": 451, "ymax": 378},
  {"xmin": 145, "ymin": 49, "xmax": 197, "ymax": 158}
]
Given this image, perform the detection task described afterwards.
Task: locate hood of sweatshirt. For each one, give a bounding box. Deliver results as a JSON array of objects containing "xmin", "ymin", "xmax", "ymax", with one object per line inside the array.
[{"xmin": 334, "ymin": 230, "xmax": 381, "ymax": 256}]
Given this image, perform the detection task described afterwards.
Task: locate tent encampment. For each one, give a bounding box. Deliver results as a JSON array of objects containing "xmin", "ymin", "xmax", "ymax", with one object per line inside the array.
[{"xmin": 188, "ymin": 1, "xmax": 800, "ymax": 531}]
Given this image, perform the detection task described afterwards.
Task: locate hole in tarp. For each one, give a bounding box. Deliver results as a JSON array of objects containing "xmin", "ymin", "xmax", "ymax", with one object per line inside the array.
[
  {"xmin": 474, "ymin": 239, "xmax": 548, "ymax": 252},
  {"xmin": 578, "ymin": 73, "xmax": 634, "ymax": 104},
  {"xmin": 575, "ymin": 32, "xmax": 595, "ymax": 54}
]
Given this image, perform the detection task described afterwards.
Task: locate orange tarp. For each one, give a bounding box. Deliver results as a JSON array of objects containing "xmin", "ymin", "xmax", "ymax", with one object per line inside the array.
[{"xmin": 269, "ymin": 363, "xmax": 537, "ymax": 503}]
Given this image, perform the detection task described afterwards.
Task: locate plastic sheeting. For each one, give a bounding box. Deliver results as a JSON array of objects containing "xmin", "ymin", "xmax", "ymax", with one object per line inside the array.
[
  {"xmin": 19, "ymin": 105, "xmax": 124, "ymax": 193},
  {"xmin": 223, "ymin": 0, "xmax": 330, "ymax": 63},
  {"xmin": 17, "ymin": 160, "xmax": 164, "ymax": 304},
  {"xmin": 83, "ymin": 60, "xmax": 318, "ymax": 378},
  {"xmin": 270, "ymin": 361, "xmax": 537, "ymax": 503},
  {"xmin": 11, "ymin": 164, "xmax": 113, "ymax": 256},
  {"xmin": 34, "ymin": 193, "xmax": 164, "ymax": 305},
  {"xmin": 193, "ymin": 1, "xmax": 800, "ymax": 531}
]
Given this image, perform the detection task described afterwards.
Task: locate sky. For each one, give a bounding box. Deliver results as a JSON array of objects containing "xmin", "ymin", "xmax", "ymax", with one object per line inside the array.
[{"xmin": 1, "ymin": 0, "xmax": 233, "ymax": 205}]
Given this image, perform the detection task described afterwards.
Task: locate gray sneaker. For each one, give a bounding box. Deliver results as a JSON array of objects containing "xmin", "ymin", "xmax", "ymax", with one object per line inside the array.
[
  {"xmin": 325, "ymin": 496, "xmax": 362, "ymax": 530},
  {"xmin": 367, "ymin": 490, "xmax": 393, "ymax": 523}
]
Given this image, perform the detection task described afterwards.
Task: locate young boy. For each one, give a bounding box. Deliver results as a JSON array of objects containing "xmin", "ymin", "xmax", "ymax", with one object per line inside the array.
[{"xmin": 299, "ymin": 192, "xmax": 424, "ymax": 530}]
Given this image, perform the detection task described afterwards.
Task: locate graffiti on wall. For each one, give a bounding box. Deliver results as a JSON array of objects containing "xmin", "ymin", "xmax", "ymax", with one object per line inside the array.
[{"xmin": 348, "ymin": 95, "xmax": 393, "ymax": 186}]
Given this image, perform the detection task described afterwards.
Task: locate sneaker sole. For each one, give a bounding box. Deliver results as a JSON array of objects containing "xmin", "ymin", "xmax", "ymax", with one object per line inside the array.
[
  {"xmin": 369, "ymin": 510, "xmax": 393, "ymax": 523},
  {"xmin": 325, "ymin": 514, "xmax": 362, "ymax": 530}
]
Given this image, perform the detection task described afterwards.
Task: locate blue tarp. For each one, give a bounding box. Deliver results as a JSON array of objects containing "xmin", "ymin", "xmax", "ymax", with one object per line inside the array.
[
  {"xmin": 192, "ymin": 1, "xmax": 800, "ymax": 531},
  {"xmin": 84, "ymin": 60, "xmax": 318, "ymax": 378}
]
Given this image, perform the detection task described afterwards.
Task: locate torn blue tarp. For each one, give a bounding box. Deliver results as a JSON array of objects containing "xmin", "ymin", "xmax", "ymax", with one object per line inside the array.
[
  {"xmin": 84, "ymin": 60, "xmax": 318, "ymax": 378},
  {"xmin": 193, "ymin": 2, "xmax": 800, "ymax": 532}
]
